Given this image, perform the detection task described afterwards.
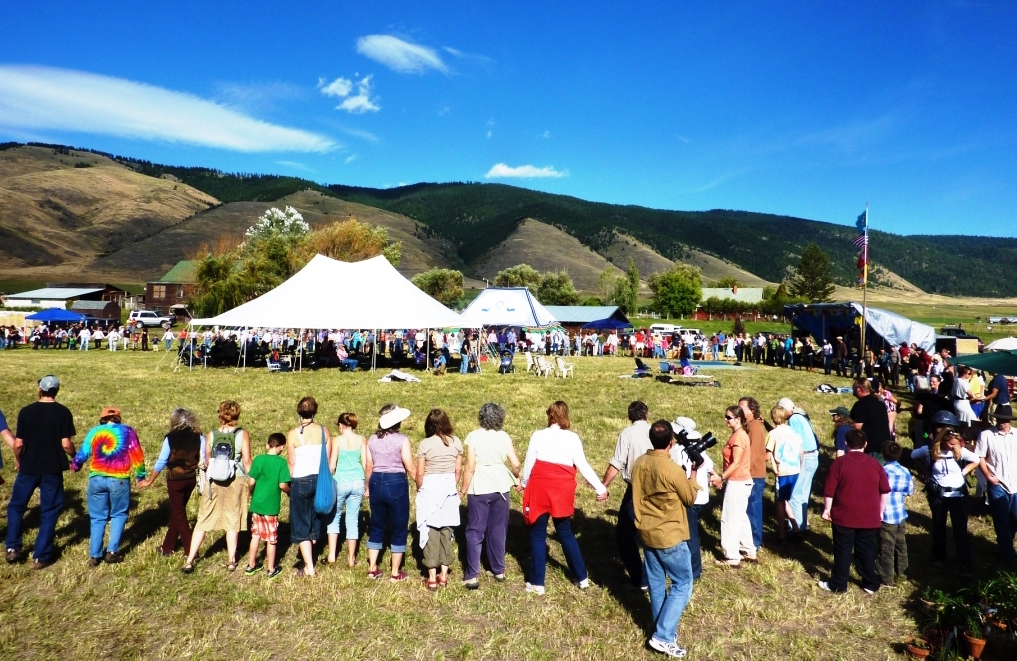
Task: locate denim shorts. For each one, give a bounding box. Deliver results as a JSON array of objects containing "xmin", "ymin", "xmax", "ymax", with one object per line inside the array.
[{"xmin": 289, "ymin": 476, "xmax": 321, "ymax": 543}]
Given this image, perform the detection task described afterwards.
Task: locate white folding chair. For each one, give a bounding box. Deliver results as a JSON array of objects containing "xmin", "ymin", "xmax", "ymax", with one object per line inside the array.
[
  {"xmin": 555, "ymin": 355, "xmax": 574, "ymax": 378},
  {"xmin": 535, "ymin": 355, "xmax": 553, "ymax": 377}
]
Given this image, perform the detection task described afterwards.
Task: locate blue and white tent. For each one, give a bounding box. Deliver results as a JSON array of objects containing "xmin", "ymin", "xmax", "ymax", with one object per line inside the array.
[{"xmin": 459, "ymin": 287, "xmax": 557, "ymax": 328}]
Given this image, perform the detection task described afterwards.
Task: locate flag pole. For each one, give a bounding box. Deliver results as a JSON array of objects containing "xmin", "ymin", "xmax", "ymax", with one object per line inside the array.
[{"xmin": 860, "ymin": 204, "xmax": 869, "ymax": 370}]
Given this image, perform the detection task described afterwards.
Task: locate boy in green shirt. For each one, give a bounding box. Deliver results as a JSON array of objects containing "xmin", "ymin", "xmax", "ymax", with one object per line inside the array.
[{"xmin": 245, "ymin": 433, "xmax": 291, "ymax": 579}]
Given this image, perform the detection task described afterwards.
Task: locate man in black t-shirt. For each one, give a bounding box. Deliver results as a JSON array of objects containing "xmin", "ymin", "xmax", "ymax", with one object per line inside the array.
[
  {"xmin": 5, "ymin": 375, "xmax": 76, "ymax": 570},
  {"xmin": 850, "ymin": 378, "xmax": 891, "ymax": 454}
]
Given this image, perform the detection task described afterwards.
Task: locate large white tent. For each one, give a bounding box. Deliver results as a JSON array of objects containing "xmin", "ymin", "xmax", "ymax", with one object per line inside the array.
[
  {"xmin": 459, "ymin": 287, "xmax": 557, "ymax": 328},
  {"xmin": 190, "ymin": 254, "xmax": 464, "ymax": 329}
]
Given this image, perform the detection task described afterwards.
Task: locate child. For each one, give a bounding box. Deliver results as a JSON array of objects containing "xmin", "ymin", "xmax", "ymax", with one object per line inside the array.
[
  {"xmin": 245, "ymin": 433, "xmax": 291, "ymax": 579},
  {"xmin": 878, "ymin": 441, "xmax": 913, "ymax": 586}
]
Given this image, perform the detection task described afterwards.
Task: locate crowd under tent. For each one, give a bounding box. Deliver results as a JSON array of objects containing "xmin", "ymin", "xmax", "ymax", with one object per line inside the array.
[
  {"xmin": 783, "ymin": 302, "xmax": 936, "ymax": 351},
  {"xmin": 187, "ymin": 254, "xmax": 465, "ymax": 371},
  {"xmin": 459, "ymin": 287, "xmax": 557, "ymax": 328}
]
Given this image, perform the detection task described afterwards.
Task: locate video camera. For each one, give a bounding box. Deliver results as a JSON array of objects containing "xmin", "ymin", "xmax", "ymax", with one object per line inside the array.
[{"xmin": 675, "ymin": 428, "xmax": 717, "ymax": 469}]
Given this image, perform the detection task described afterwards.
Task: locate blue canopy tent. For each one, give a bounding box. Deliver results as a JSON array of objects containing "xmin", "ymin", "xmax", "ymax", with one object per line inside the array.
[
  {"xmin": 25, "ymin": 308, "xmax": 86, "ymax": 323},
  {"xmin": 580, "ymin": 318, "xmax": 634, "ymax": 330},
  {"xmin": 783, "ymin": 302, "xmax": 935, "ymax": 351}
]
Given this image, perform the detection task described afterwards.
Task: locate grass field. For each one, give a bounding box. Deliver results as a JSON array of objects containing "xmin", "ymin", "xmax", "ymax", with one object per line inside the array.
[{"xmin": 0, "ymin": 350, "xmax": 1014, "ymax": 660}]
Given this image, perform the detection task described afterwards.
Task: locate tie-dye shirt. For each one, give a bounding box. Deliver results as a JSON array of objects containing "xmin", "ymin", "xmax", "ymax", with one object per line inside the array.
[{"xmin": 72, "ymin": 422, "xmax": 147, "ymax": 480}]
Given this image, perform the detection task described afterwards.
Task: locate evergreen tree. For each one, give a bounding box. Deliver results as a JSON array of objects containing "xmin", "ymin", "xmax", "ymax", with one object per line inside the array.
[
  {"xmin": 624, "ymin": 258, "xmax": 640, "ymax": 313},
  {"xmin": 789, "ymin": 242, "xmax": 836, "ymax": 302}
]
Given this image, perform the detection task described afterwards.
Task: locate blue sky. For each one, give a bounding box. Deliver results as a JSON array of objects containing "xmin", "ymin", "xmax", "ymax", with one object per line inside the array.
[{"xmin": 1, "ymin": 2, "xmax": 1014, "ymax": 236}]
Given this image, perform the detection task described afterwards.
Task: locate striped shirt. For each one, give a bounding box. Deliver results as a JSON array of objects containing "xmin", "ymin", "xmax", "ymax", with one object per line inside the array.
[{"xmin": 882, "ymin": 461, "xmax": 913, "ymax": 525}]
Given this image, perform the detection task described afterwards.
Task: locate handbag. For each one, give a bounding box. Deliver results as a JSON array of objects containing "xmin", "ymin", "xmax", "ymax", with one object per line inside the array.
[{"xmin": 314, "ymin": 427, "xmax": 336, "ymax": 515}]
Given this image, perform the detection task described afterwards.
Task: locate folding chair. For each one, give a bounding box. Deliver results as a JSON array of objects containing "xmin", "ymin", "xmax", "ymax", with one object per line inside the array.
[{"xmin": 555, "ymin": 355, "xmax": 574, "ymax": 378}]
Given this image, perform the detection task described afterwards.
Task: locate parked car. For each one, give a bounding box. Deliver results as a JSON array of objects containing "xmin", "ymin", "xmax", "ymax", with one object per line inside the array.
[{"xmin": 128, "ymin": 310, "xmax": 174, "ymax": 328}]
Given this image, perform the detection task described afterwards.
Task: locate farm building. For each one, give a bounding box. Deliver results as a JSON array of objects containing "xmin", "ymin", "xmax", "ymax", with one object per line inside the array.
[
  {"xmin": 70, "ymin": 300, "xmax": 122, "ymax": 327},
  {"xmin": 146, "ymin": 261, "xmax": 197, "ymax": 315}
]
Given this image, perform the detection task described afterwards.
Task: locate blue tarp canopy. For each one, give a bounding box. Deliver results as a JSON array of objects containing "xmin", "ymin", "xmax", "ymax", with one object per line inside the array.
[
  {"xmin": 581, "ymin": 317, "xmax": 634, "ymax": 330},
  {"xmin": 25, "ymin": 308, "xmax": 86, "ymax": 323},
  {"xmin": 783, "ymin": 302, "xmax": 936, "ymax": 351}
]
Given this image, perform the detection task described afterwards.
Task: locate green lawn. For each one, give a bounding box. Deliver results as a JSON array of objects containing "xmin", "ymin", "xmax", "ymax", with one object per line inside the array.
[{"xmin": 0, "ymin": 349, "xmax": 1012, "ymax": 660}]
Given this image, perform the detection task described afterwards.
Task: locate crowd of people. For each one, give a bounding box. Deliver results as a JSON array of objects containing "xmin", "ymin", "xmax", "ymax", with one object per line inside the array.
[{"xmin": 3, "ymin": 366, "xmax": 1017, "ymax": 659}]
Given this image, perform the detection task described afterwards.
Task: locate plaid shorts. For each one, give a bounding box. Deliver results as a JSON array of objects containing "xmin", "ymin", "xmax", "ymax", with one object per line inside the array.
[{"xmin": 251, "ymin": 514, "xmax": 279, "ymax": 544}]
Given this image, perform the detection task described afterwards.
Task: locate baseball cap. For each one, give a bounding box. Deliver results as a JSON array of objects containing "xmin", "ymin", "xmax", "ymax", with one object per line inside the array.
[
  {"xmin": 777, "ymin": 398, "xmax": 795, "ymax": 413},
  {"xmin": 101, "ymin": 406, "xmax": 121, "ymax": 418},
  {"xmin": 38, "ymin": 375, "xmax": 60, "ymax": 392},
  {"xmin": 828, "ymin": 406, "xmax": 850, "ymax": 417}
]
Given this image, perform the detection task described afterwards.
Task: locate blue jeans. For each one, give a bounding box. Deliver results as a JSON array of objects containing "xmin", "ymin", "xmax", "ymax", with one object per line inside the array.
[
  {"xmin": 529, "ymin": 513, "xmax": 586, "ymax": 586},
  {"xmin": 6, "ymin": 473, "xmax": 64, "ymax": 562},
  {"xmin": 747, "ymin": 477, "xmax": 765, "ymax": 549},
  {"xmin": 687, "ymin": 503, "xmax": 708, "ymax": 580},
  {"xmin": 86, "ymin": 476, "xmax": 131, "ymax": 557},
  {"xmin": 643, "ymin": 542, "xmax": 694, "ymax": 645},
  {"xmin": 789, "ymin": 451, "xmax": 819, "ymax": 529},
  {"xmin": 341, "ymin": 358, "xmax": 359, "ymax": 371},
  {"xmin": 987, "ymin": 484, "xmax": 1017, "ymax": 563},
  {"xmin": 460, "ymin": 354, "xmax": 469, "ymax": 373},
  {"xmin": 327, "ymin": 479, "xmax": 365, "ymax": 539},
  {"xmin": 367, "ymin": 473, "xmax": 409, "ymax": 553}
]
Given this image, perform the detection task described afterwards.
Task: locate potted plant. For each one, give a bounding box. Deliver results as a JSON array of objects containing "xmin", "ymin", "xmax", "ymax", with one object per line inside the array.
[
  {"xmin": 902, "ymin": 636, "xmax": 931, "ymax": 659},
  {"xmin": 963, "ymin": 614, "xmax": 987, "ymax": 659}
]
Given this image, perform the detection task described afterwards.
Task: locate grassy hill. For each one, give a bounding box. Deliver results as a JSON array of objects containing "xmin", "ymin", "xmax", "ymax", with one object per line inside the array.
[{"xmin": 1, "ymin": 141, "xmax": 1012, "ymax": 297}]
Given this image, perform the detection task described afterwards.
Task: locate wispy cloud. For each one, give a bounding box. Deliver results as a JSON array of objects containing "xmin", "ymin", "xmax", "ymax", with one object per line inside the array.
[
  {"xmin": 356, "ymin": 35, "xmax": 447, "ymax": 74},
  {"xmin": 486, "ymin": 118, "xmax": 495, "ymax": 139},
  {"xmin": 214, "ymin": 81, "xmax": 303, "ymax": 112},
  {"xmin": 318, "ymin": 75, "xmax": 379, "ymax": 114},
  {"xmin": 342, "ymin": 127, "xmax": 379, "ymax": 143},
  {"xmin": 274, "ymin": 160, "xmax": 313, "ymax": 172},
  {"xmin": 345, "ymin": 154, "xmax": 358, "ymax": 164},
  {"xmin": 540, "ymin": 130, "xmax": 551, "ymax": 139},
  {"xmin": 485, "ymin": 163, "xmax": 568, "ymax": 179},
  {"xmin": 673, "ymin": 168, "xmax": 747, "ymax": 195},
  {"xmin": 0, "ymin": 65, "xmax": 336, "ymax": 152},
  {"xmin": 442, "ymin": 46, "xmax": 494, "ymax": 66},
  {"xmin": 437, "ymin": 104, "xmax": 451, "ymax": 116}
]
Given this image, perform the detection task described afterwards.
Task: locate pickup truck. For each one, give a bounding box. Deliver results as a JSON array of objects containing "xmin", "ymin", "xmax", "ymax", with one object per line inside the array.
[{"xmin": 128, "ymin": 310, "xmax": 174, "ymax": 328}]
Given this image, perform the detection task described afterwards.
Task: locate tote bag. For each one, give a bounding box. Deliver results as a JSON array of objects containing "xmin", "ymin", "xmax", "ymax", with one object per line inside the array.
[{"xmin": 314, "ymin": 428, "xmax": 337, "ymax": 514}]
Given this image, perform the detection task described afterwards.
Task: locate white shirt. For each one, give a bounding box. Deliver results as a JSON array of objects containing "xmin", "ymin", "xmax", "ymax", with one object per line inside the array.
[
  {"xmin": 977, "ymin": 426, "xmax": 1017, "ymax": 494},
  {"xmin": 912, "ymin": 445, "xmax": 979, "ymax": 495},
  {"xmin": 522, "ymin": 424, "xmax": 607, "ymax": 496}
]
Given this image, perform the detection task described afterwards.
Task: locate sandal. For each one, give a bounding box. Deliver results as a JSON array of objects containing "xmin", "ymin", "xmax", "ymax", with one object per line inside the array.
[
  {"xmin": 437, "ymin": 575, "xmax": 448, "ymax": 587},
  {"xmin": 424, "ymin": 577, "xmax": 439, "ymax": 592},
  {"xmin": 226, "ymin": 561, "xmax": 238, "ymax": 572},
  {"xmin": 367, "ymin": 568, "xmax": 383, "ymax": 580},
  {"xmin": 182, "ymin": 563, "xmax": 194, "ymax": 574},
  {"xmin": 389, "ymin": 571, "xmax": 408, "ymax": 583}
]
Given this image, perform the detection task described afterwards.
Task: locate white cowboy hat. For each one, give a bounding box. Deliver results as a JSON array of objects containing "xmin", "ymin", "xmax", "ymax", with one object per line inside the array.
[
  {"xmin": 378, "ymin": 406, "xmax": 411, "ymax": 430},
  {"xmin": 777, "ymin": 398, "xmax": 795, "ymax": 413},
  {"xmin": 672, "ymin": 416, "xmax": 700, "ymax": 439}
]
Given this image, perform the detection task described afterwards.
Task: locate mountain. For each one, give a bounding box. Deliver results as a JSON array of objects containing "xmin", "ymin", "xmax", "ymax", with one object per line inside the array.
[{"xmin": 0, "ymin": 141, "xmax": 1010, "ymax": 297}]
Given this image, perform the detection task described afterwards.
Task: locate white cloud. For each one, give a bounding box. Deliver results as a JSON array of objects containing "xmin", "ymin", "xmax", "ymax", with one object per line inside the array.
[
  {"xmin": 342, "ymin": 127, "xmax": 379, "ymax": 143},
  {"xmin": 486, "ymin": 130, "xmax": 492, "ymax": 139},
  {"xmin": 485, "ymin": 163, "xmax": 568, "ymax": 179},
  {"xmin": 345, "ymin": 154, "xmax": 358, "ymax": 164},
  {"xmin": 0, "ymin": 65, "xmax": 335, "ymax": 152},
  {"xmin": 356, "ymin": 35, "xmax": 448, "ymax": 74},
  {"xmin": 274, "ymin": 160, "xmax": 313, "ymax": 172},
  {"xmin": 319, "ymin": 74, "xmax": 380, "ymax": 114},
  {"xmin": 437, "ymin": 104, "xmax": 451, "ymax": 116},
  {"xmin": 540, "ymin": 130, "xmax": 551, "ymax": 139},
  {"xmin": 442, "ymin": 46, "xmax": 494, "ymax": 66},
  {"xmin": 318, "ymin": 77, "xmax": 353, "ymax": 98}
]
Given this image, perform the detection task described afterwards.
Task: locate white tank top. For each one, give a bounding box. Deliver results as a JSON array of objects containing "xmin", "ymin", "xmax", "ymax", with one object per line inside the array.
[{"xmin": 292, "ymin": 444, "xmax": 321, "ymax": 478}]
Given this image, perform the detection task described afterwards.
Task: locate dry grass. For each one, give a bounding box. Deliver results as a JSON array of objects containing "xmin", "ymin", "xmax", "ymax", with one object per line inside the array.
[{"xmin": 0, "ymin": 349, "xmax": 1010, "ymax": 660}]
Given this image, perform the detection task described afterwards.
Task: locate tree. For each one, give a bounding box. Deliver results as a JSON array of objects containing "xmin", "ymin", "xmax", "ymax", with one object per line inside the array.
[
  {"xmin": 789, "ymin": 242, "xmax": 836, "ymax": 302},
  {"xmin": 291, "ymin": 218, "xmax": 401, "ymax": 271},
  {"xmin": 494, "ymin": 264, "xmax": 541, "ymax": 289},
  {"xmin": 244, "ymin": 206, "xmax": 310, "ymax": 246},
  {"xmin": 715, "ymin": 276, "xmax": 741, "ymax": 288},
  {"xmin": 535, "ymin": 270, "xmax": 582, "ymax": 306},
  {"xmin": 412, "ymin": 268, "xmax": 464, "ymax": 307},
  {"xmin": 647, "ymin": 264, "xmax": 702, "ymax": 318},
  {"xmin": 623, "ymin": 258, "xmax": 640, "ymax": 313}
]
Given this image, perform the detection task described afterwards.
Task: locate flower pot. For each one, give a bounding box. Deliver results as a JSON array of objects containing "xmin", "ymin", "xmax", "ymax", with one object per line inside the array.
[
  {"xmin": 963, "ymin": 631, "xmax": 986, "ymax": 659},
  {"xmin": 903, "ymin": 636, "xmax": 931, "ymax": 659}
]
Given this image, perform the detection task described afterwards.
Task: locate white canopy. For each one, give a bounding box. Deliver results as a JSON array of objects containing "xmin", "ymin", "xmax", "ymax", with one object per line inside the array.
[
  {"xmin": 850, "ymin": 303, "xmax": 937, "ymax": 351},
  {"xmin": 986, "ymin": 337, "xmax": 1017, "ymax": 352},
  {"xmin": 459, "ymin": 287, "xmax": 557, "ymax": 328},
  {"xmin": 190, "ymin": 254, "xmax": 464, "ymax": 330}
]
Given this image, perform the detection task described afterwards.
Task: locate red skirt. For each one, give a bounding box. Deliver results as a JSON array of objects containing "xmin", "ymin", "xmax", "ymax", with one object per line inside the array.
[{"xmin": 523, "ymin": 460, "xmax": 577, "ymax": 526}]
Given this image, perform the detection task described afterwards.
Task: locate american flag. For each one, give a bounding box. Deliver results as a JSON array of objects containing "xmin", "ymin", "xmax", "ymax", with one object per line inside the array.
[{"xmin": 853, "ymin": 233, "xmax": 868, "ymax": 249}]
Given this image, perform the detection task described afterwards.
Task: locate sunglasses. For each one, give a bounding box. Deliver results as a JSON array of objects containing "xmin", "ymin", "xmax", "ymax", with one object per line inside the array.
[{"xmin": 725, "ymin": 415, "xmax": 738, "ymax": 421}]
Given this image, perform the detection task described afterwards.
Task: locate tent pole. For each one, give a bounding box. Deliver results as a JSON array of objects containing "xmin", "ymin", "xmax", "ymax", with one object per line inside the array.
[
  {"xmin": 299, "ymin": 328, "xmax": 303, "ymax": 372},
  {"xmin": 426, "ymin": 329, "xmax": 430, "ymax": 372},
  {"xmin": 372, "ymin": 329, "xmax": 378, "ymax": 372}
]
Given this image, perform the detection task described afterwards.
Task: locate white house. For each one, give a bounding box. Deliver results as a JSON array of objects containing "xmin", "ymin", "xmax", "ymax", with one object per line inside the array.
[{"xmin": 3, "ymin": 287, "xmax": 105, "ymax": 310}]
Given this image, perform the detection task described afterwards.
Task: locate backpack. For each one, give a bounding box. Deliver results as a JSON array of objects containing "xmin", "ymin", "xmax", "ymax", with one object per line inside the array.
[{"xmin": 206, "ymin": 428, "xmax": 241, "ymax": 483}]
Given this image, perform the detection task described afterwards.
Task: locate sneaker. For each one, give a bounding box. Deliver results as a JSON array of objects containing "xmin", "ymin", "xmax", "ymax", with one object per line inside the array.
[
  {"xmin": 525, "ymin": 582, "xmax": 546, "ymax": 595},
  {"xmin": 817, "ymin": 581, "xmax": 833, "ymax": 592},
  {"xmin": 463, "ymin": 578, "xmax": 480, "ymax": 590},
  {"xmin": 577, "ymin": 578, "xmax": 591, "ymax": 589},
  {"xmin": 266, "ymin": 566, "xmax": 282, "ymax": 580},
  {"xmin": 366, "ymin": 569, "xmax": 383, "ymax": 580},
  {"xmin": 863, "ymin": 588, "xmax": 877, "ymax": 595},
  {"xmin": 104, "ymin": 552, "xmax": 124, "ymax": 564},
  {"xmin": 244, "ymin": 563, "xmax": 263, "ymax": 576},
  {"xmin": 88, "ymin": 557, "xmax": 102, "ymax": 568},
  {"xmin": 389, "ymin": 571, "xmax": 408, "ymax": 583},
  {"xmin": 648, "ymin": 637, "xmax": 687, "ymax": 657},
  {"xmin": 5, "ymin": 548, "xmax": 21, "ymax": 564}
]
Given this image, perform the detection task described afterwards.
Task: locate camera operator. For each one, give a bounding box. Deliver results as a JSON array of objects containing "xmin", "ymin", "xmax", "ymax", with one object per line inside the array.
[{"xmin": 671, "ymin": 417, "xmax": 716, "ymax": 581}]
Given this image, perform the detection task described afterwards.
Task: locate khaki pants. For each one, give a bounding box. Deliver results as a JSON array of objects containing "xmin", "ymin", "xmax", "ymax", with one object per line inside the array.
[
  {"xmin": 877, "ymin": 521, "xmax": 908, "ymax": 585},
  {"xmin": 720, "ymin": 480, "xmax": 756, "ymax": 561},
  {"xmin": 423, "ymin": 526, "xmax": 454, "ymax": 568}
]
